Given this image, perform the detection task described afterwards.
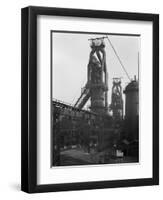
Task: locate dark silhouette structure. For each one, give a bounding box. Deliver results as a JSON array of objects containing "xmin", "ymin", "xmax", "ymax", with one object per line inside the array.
[
  {"xmin": 75, "ymin": 38, "xmax": 108, "ymax": 115},
  {"xmin": 110, "ymin": 78, "xmax": 123, "ymax": 121}
]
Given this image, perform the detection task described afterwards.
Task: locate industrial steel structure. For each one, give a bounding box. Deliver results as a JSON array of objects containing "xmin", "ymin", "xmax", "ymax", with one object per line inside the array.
[
  {"xmin": 124, "ymin": 77, "xmax": 139, "ymax": 140},
  {"xmin": 52, "ymin": 36, "xmax": 139, "ymax": 166},
  {"xmin": 74, "ymin": 37, "xmax": 108, "ymax": 114},
  {"xmin": 110, "ymin": 78, "xmax": 123, "ymax": 121}
]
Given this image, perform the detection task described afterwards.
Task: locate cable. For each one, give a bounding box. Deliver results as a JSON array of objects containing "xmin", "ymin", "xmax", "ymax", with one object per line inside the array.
[{"xmin": 106, "ymin": 36, "xmax": 131, "ymax": 82}]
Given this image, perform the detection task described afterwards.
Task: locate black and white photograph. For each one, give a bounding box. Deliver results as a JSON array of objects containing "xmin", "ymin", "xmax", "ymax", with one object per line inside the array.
[
  {"xmin": 51, "ymin": 31, "xmax": 139, "ymax": 167},
  {"xmin": 21, "ymin": 6, "xmax": 159, "ymax": 193}
]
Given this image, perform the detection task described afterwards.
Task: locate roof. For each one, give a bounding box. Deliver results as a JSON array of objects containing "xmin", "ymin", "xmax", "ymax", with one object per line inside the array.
[{"xmin": 124, "ymin": 80, "xmax": 138, "ymax": 93}]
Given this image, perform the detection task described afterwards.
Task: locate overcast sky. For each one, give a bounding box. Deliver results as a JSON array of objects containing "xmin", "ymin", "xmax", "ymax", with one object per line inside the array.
[{"xmin": 52, "ymin": 32, "xmax": 140, "ymax": 109}]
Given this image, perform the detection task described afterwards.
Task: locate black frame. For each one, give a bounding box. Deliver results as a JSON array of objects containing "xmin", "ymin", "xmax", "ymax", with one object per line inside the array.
[{"xmin": 21, "ymin": 6, "xmax": 159, "ymax": 193}]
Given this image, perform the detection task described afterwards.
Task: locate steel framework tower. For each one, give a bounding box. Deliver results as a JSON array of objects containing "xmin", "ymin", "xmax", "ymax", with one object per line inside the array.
[
  {"xmin": 74, "ymin": 37, "xmax": 108, "ymax": 114},
  {"xmin": 110, "ymin": 78, "xmax": 123, "ymax": 120}
]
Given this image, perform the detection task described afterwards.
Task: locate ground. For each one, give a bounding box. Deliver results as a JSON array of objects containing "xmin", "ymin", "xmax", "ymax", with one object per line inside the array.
[{"xmin": 58, "ymin": 147, "xmax": 138, "ymax": 166}]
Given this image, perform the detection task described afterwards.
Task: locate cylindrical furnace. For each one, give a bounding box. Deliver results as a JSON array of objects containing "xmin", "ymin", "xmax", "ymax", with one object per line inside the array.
[{"xmin": 124, "ymin": 78, "xmax": 139, "ymax": 141}]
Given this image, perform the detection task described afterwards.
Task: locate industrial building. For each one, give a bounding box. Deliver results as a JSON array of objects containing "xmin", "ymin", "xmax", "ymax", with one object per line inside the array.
[{"xmin": 52, "ymin": 36, "xmax": 139, "ymax": 166}]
